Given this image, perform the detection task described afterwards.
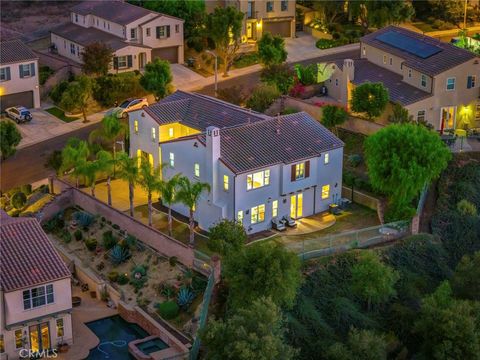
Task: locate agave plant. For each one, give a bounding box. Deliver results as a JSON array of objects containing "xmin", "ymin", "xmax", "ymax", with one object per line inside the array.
[
  {"xmin": 177, "ymin": 287, "xmax": 195, "ymax": 309},
  {"xmin": 73, "ymin": 211, "xmax": 94, "ymax": 228},
  {"xmin": 109, "ymin": 245, "xmax": 131, "ymax": 265}
]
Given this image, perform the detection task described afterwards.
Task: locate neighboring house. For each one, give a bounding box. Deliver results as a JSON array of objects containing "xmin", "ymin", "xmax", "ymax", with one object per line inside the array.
[
  {"xmin": 129, "ymin": 91, "xmax": 343, "ymax": 234},
  {"xmin": 0, "ymin": 211, "xmax": 72, "ymax": 359},
  {"xmin": 0, "ymin": 40, "xmax": 40, "ymax": 111},
  {"xmin": 209, "ymin": 0, "xmax": 296, "ymax": 42},
  {"xmin": 50, "ymin": 0, "xmax": 184, "ymax": 72},
  {"xmin": 324, "ymin": 26, "xmax": 480, "ymax": 131}
]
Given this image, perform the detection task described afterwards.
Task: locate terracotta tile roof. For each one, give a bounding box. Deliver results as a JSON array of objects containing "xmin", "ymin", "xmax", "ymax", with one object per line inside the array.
[
  {"xmin": 361, "ymin": 26, "xmax": 477, "ymax": 76},
  {"xmin": 0, "ymin": 213, "xmax": 70, "ymax": 292},
  {"xmin": 352, "ymin": 59, "xmax": 432, "ymax": 106},
  {"xmin": 0, "ymin": 40, "xmax": 38, "ymax": 64},
  {"xmin": 51, "ymin": 22, "xmax": 150, "ymax": 51},
  {"xmin": 218, "ymin": 112, "xmax": 344, "ymax": 174},
  {"xmin": 146, "ymin": 91, "xmax": 269, "ymax": 130}
]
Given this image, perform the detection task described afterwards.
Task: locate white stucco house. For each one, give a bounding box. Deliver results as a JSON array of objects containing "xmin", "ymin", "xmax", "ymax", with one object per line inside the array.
[
  {"xmin": 0, "ymin": 40, "xmax": 40, "ymax": 111},
  {"xmin": 0, "ymin": 212, "xmax": 73, "ymax": 359},
  {"xmin": 129, "ymin": 91, "xmax": 344, "ymax": 234},
  {"xmin": 50, "ymin": 0, "xmax": 184, "ymax": 72}
]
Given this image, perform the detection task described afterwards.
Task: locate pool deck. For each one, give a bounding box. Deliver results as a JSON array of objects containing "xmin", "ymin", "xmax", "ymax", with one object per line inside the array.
[{"xmin": 57, "ymin": 287, "xmax": 117, "ymax": 360}]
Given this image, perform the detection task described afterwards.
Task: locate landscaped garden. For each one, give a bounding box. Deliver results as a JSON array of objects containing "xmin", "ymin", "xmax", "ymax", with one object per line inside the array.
[
  {"xmin": 44, "ymin": 207, "xmax": 208, "ymax": 334},
  {"xmin": 0, "ymin": 183, "xmax": 53, "ymax": 217}
]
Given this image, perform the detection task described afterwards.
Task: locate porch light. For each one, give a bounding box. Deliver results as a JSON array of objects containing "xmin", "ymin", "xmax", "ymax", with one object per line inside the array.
[{"xmin": 256, "ymin": 21, "xmax": 262, "ymax": 29}]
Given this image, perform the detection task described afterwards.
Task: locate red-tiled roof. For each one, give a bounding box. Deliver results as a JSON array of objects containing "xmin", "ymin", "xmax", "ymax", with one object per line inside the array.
[{"xmin": 0, "ymin": 213, "xmax": 70, "ymax": 292}]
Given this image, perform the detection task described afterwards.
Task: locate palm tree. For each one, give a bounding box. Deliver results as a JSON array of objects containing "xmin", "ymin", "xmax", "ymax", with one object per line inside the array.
[
  {"xmin": 175, "ymin": 176, "xmax": 210, "ymax": 246},
  {"xmin": 60, "ymin": 138, "xmax": 90, "ymax": 187},
  {"xmin": 95, "ymin": 150, "xmax": 114, "ymax": 205},
  {"xmin": 78, "ymin": 160, "xmax": 99, "ymax": 197},
  {"xmin": 158, "ymin": 173, "xmax": 181, "ymax": 237},
  {"xmin": 138, "ymin": 161, "xmax": 162, "ymax": 226},
  {"xmin": 116, "ymin": 152, "xmax": 139, "ymax": 217}
]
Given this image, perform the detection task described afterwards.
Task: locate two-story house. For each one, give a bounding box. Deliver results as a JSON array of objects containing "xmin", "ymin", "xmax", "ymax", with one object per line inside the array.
[
  {"xmin": 208, "ymin": 1, "xmax": 296, "ymax": 42},
  {"xmin": 0, "ymin": 212, "xmax": 72, "ymax": 359},
  {"xmin": 0, "ymin": 40, "xmax": 40, "ymax": 111},
  {"xmin": 324, "ymin": 26, "xmax": 480, "ymax": 131},
  {"xmin": 129, "ymin": 91, "xmax": 343, "ymax": 234},
  {"xmin": 50, "ymin": 0, "xmax": 184, "ymax": 72}
]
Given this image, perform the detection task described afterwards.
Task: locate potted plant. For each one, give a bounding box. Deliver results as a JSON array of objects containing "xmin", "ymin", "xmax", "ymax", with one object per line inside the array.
[{"xmin": 57, "ymin": 338, "xmax": 69, "ymax": 353}]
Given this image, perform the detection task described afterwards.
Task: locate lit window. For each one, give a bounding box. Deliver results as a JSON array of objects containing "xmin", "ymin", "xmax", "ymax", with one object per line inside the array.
[
  {"xmin": 168, "ymin": 127, "xmax": 174, "ymax": 138},
  {"xmin": 251, "ymin": 204, "xmax": 265, "ymax": 224},
  {"xmin": 446, "ymin": 77, "xmax": 455, "ymax": 91},
  {"xmin": 417, "ymin": 110, "xmax": 426, "ymax": 122},
  {"xmin": 266, "ymin": 1, "xmax": 273, "ymax": 12},
  {"xmin": 295, "ymin": 162, "xmax": 305, "ymax": 180},
  {"xmin": 362, "ymin": 46, "xmax": 366, "ymax": 56},
  {"xmin": 146, "ymin": 27, "xmax": 151, "ymax": 37},
  {"xmin": 476, "ymin": 104, "xmax": 480, "ymax": 120},
  {"xmin": 23, "ymin": 284, "xmax": 54, "ymax": 310},
  {"xmin": 134, "ymin": 120, "xmax": 139, "ymax": 134},
  {"xmin": 151, "ymin": 127, "xmax": 156, "ymax": 141},
  {"xmin": 15, "ymin": 329, "xmax": 23, "ymax": 349},
  {"xmin": 223, "ymin": 175, "xmax": 229, "ymax": 191},
  {"xmin": 408, "ymin": 69, "xmax": 412, "ymax": 78},
  {"xmin": 169, "ymin": 152, "xmax": 174, "ymax": 167},
  {"xmin": 194, "ymin": 163, "xmax": 200, "ymax": 177},
  {"xmin": 272, "ymin": 200, "xmax": 278, "ymax": 218},
  {"xmin": 247, "ymin": 170, "xmax": 270, "ymax": 190},
  {"xmin": 0, "ymin": 334, "xmax": 4, "ymax": 353},
  {"xmin": 56, "ymin": 318, "xmax": 64, "ymax": 337},
  {"xmin": 383, "ymin": 54, "xmax": 387, "ymax": 64},
  {"xmin": 237, "ymin": 210, "xmax": 244, "ymax": 223},
  {"xmin": 467, "ymin": 75, "xmax": 476, "ymax": 89},
  {"xmin": 420, "ymin": 74, "xmax": 427, "ymax": 88},
  {"xmin": 324, "ymin": 153, "xmax": 329, "ymax": 164},
  {"xmin": 281, "ymin": 0, "xmax": 288, "ymax": 11},
  {"xmin": 321, "ymin": 185, "xmax": 330, "ymax": 200}
]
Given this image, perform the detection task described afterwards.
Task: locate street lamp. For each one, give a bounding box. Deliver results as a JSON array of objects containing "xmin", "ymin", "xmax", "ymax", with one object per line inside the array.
[{"xmin": 206, "ymin": 50, "xmax": 218, "ymax": 97}]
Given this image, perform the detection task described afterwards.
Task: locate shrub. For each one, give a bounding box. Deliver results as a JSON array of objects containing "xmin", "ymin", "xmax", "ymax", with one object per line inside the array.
[
  {"xmin": 85, "ymin": 238, "xmax": 97, "ymax": 251},
  {"xmin": 49, "ymin": 80, "xmax": 69, "ymax": 104},
  {"xmin": 159, "ymin": 282, "xmax": 176, "ymax": 299},
  {"xmin": 208, "ymin": 219, "xmax": 247, "ymax": 255},
  {"xmin": 62, "ymin": 230, "xmax": 72, "ymax": 243},
  {"xmin": 158, "ymin": 301, "xmax": 179, "ymax": 319},
  {"xmin": 246, "ymin": 84, "xmax": 280, "ymax": 112},
  {"xmin": 294, "ymin": 64, "xmax": 317, "ymax": 86},
  {"xmin": 233, "ymin": 52, "xmax": 259, "ymax": 68},
  {"xmin": 457, "ymin": 199, "xmax": 477, "ymax": 216},
  {"xmin": 281, "ymin": 107, "xmax": 299, "ymax": 115},
  {"xmin": 260, "ymin": 63, "xmax": 294, "ymax": 94},
  {"xmin": 109, "ymin": 244, "xmax": 131, "ymax": 265},
  {"xmin": 11, "ymin": 191, "xmax": 27, "ymax": 210},
  {"xmin": 217, "ymin": 85, "xmax": 248, "ymax": 106},
  {"xmin": 112, "ymin": 224, "xmax": 120, "ymax": 230},
  {"xmin": 117, "ymin": 273, "xmax": 129, "ymax": 285},
  {"xmin": 74, "ymin": 229, "xmax": 83, "ymax": 241},
  {"xmin": 93, "ymin": 73, "xmax": 147, "ymax": 107},
  {"xmin": 289, "ymin": 82, "xmax": 306, "ymax": 98},
  {"xmin": 20, "ymin": 184, "xmax": 32, "ymax": 195},
  {"xmin": 316, "ymin": 38, "xmax": 337, "ymax": 49},
  {"xmin": 39, "ymin": 66, "xmax": 54, "ymax": 85},
  {"xmin": 102, "ymin": 230, "xmax": 117, "ymax": 250},
  {"xmin": 177, "ymin": 287, "xmax": 195, "ymax": 309},
  {"xmin": 125, "ymin": 234, "xmax": 137, "ymax": 249},
  {"xmin": 107, "ymin": 271, "xmax": 119, "ymax": 282},
  {"xmin": 73, "ymin": 211, "xmax": 94, "ymax": 228},
  {"xmin": 348, "ymin": 154, "xmax": 363, "ymax": 167},
  {"xmin": 131, "ymin": 265, "xmax": 148, "ymax": 290},
  {"xmin": 169, "ymin": 256, "xmax": 178, "ymax": 267}
]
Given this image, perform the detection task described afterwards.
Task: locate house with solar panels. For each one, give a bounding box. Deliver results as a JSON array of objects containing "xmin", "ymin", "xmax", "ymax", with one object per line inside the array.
[
  {"xmin": 324, "ymin": 26, "xmax": 480, "ymax": 132},
  {"xmin": 128, "ymin": 91, "xmax": 344, "ymax": 234}
]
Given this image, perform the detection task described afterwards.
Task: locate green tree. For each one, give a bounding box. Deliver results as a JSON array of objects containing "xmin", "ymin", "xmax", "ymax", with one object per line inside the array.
[
  {"xmin": 350, "ymin": 251, "xmax": 399, "ymax": 310},
  {"xmin": 175, "ymin": 176, "xmax": 210, "ymax": 246},
  {"xmin": 260, "ymin": 63, "xmax": 295, "ymax": 94},
  {"xmin": 158, "ymin": 173, "xmax": 181, "ymax": 237},
  {"xmin": 414, "ymin": 281, "xmax": 480, "ymax": 360},
  {"xmin": 388, "ymin": 102, "xmax": 413, "ymax": 124},
  {"xmin": 96, "ymin": 150, "xmax": 114, "ymax": 205},
  {"xmin": 44, "ymin": 150, "xmax": 63, "ymax": 175},
  {"xmin": 201, "ymin": 297, "xmax": 296, "ymax": 360},
  {"xmin": 0, "ymin": 121, "xmax": 22, "ymax": 159},
  {"xmin": 326, "ymin": 328, "xmax": 388, "ymax": 360},
  {"xmin": 321, "ymin": 105, "xmax": 348, "ymax": 135},
  {"xmin": 224, "ymin": 242, "xmax": 302, "ymax": 309},
  {"xmin": 206, "ymin": 6, "xmax": 244, "ymax": 76},
  {"xmin": 349, "ymin": 0, "xmax": 414, "ymax": 29},
  {"xmin": 350, "ymin": 82, "xmax": 389, "ymax": 120},
  {"xmin": 312, "ymin": 1, "xmax": 346, "ymax": 26},
  {"xmin": 140, "ymin": 58, "xmax": 173, "ymax": 100},
  {"xmin": 60, "ymin": 75, "xmax": 94, "ymax": 123},
  {"xmin": 60, "ymin": 138, "xmax": 90, "ymax": 187},
  {"xmin": 81, "ymin": 42, "xmax": 113, "ymax": 76},
  {"xmin": 246, "ymin": 83, "xmax": 280, "ymax": 112},
  {"xmin": 116, "ymin": 152, "xmax": 139, "ymax": 217},
  {"xmin": 365, "ymin": 124, "xmax": 451, "ymax": 220},
  {"xmin": 208, "ymin": 219, "xmax": 247, "ymax": 255},
  {"xmin": 257, "ymin": 32, "xmax": 288, "ymax": 67},
  {"xmin": 425, "ymin": 0, "xmax": 465, "ymax": 25},
  {"xmin": 138, "ymin": 161, "xmax": 162, "ymax": 226},
  {"xmin": 451, "ymin": 252, "xmax": 480, "ymax": 301}
]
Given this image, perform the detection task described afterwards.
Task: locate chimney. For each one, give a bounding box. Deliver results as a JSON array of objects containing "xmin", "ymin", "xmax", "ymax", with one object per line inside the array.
[
  {"xmin": 206, "ymin": 126, "xmax": 220, "ymax": 204},
  {"xmin": 343, "ymin": 59, "xmax": 355, "ymax": 81},
  {"xmin": 341, "ymin": 59, "xmax": 355, "ymax": 106}
]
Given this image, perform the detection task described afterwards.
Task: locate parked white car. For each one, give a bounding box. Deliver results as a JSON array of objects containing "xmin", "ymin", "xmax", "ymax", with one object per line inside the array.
[
  {"xmin": 107, "ymin": 98, "xmax": 149, "ymax": 119},
  {"xmin": 5, "ymin": 106, "xmax": 32, "ymax": 123}
]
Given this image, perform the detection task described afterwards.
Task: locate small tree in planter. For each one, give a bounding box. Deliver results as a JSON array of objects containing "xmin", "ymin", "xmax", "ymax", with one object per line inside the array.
[
  {"xmin": 257, "ymin": 32, "xmax": 287, "ymax": 68},
  {"xmin": 350, "ymin": 82, "xmax": 389, "ymax": 121},
  {"xmin": 246, "ymin": 84, "xmax": 280, "ymax": 112},
  {"xmin": 321, "ymin": 105, "xmax": 349, "ymax": 136}
]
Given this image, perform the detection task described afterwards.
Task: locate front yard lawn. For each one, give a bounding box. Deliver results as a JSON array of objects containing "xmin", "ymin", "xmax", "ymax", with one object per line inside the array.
[{"xmin": 46, "ymin": 107, "xmax": 79, "ymax": 123}]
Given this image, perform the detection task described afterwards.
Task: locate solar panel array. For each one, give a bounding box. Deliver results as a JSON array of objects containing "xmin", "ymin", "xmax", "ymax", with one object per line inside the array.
[{"xmin": 376, "ymin": 31, "xmax": 442, "ymax": 59}]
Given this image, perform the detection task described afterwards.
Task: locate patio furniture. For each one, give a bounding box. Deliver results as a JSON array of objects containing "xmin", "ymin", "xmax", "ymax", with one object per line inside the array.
[
  {"xmin": 72, "ymin": 296, "xmax": 82, "ymax": 307},
  {"xmin": 272, "ymin": 218, "xmax": 286, "ymax": 231},
  {"xmin": 339, "ymin": 198, "xmax": 352, "ymax": 209},
  {"xmin": 329, "ymin": 203, "xmax": 342, "ymax": 215},
  {"xmin": 282, "ymin": 215, "xmax": 297, "ymax": 227}
]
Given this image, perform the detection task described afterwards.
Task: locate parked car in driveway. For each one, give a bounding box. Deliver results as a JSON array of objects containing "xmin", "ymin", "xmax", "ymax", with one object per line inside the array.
[
  {"xmin": 107, "ymin": 98, "xmax": 148, "ymax": 119},
  {"xmin": 5, "ymin": 106, "xmax": 32, "ymax": 123}
]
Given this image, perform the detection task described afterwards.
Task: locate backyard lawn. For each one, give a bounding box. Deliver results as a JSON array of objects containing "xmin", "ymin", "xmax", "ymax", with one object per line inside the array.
[{"xmin": 46, "ymin": 106, "xmax": 78, "ymax": 123}]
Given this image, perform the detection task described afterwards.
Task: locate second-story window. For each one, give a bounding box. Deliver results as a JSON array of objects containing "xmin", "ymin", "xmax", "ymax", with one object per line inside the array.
[
  {"xmin": 134, "ymin": 120, "xmax": 139, "ymax": 134},
  {"xmin": 0, "ymin": 67, "xmax": 10, "ymax": 82},
  {"xmin": 146, "ymin": 27, "xmax": 151, "ymax": 37},
  {"xmin": 383, "ymin": 54, "xmax": 387, "ymax": 64},
  {"xmin": 324, "ymin": 153, "xmax": 329, "ymax": 165},
  {"xmin": 247, "ymin": 169, "xmax": 270, "ymax": 190},
  {"xmin": 175, "ymin": 24, "xmax": 180, "ymax": 33},
  {"xmin": 362, "ymin": 46, "xmax": 366, "ymax": 56},
  {"xmin": 408, "ymin": 68, "xmax": 412, "ymax": 78},
  {"xmin": 291, "ymin": 161, "xmax": 310, "ymax": 181},
  {"xmin": 281, "ymin": 0, "xmax": 288, "ymax": 11},
  {"xmin": 420, "ymin": 74, "xmax": 427, "ymax": 88},
  {"xmin": 389, "ymin": 57, "xmax": 393, "ymax": 65},
  {"xmin": 168, "ymin": 127, "xmax": 174, "ymax": 138},
  {"xmin": 23, "ymin": 284, "xmax": 54, "ymax": 310},
  {"xmin": 446, "ymin": 77, "xmax": 455, "ymax": 91},
  {"xmin": 156, "ymin": 25, "xmax": 170, "ymax": 38},
  {"xmin": 223, "ymin": 175, "xmax": 229, "ymax": 191},
  {"xmin": 169, "ymin": 152, "xmax": 175, "ymax": 167},
  {"xmin": 75, "ymin": 14, "xmax": 78, "ymax": 22},
  {"xmin": 194, "ymin": 163, "xmax": 200, "ymax": 177},
  {"xmin": 20, "ymin": 64, "xmax": 31, "ymax": 77},
  {"xmin": 296, "ymin": 163, "xmax": 305, "ymax": 179},
  {"xmin": 130, "ymin": 28, "xmax": 136, "ymax": 39},
  {"xmin": 266, "ymin": 1, "xmax": 274, "ymax": 12},
  {"xmin": 467, "ymin": 75, "xmax": 476, "ymax": 89},
  {"xmin": 151, "ymin": 127, "xmax": 156, "ymax": 141},
  {"xmin": 70, "ymin": 43, "xmax": 76, "ymax": 55}
]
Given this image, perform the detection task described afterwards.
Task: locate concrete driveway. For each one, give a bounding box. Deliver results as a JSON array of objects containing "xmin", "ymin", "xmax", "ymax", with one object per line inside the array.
[{"xmin": 171, "ymin": 64, "xmax": 205, "ymax": 90}]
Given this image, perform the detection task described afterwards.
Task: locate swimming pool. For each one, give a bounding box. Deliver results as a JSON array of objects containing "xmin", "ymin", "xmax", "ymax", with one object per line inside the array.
[
  {"xmin": 86, "ymin": 315, "xmax": 148, "ymax": 359},
  {"xmin": 136, "ymin": 338, "xmax": 169, "ymax": 355}
]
